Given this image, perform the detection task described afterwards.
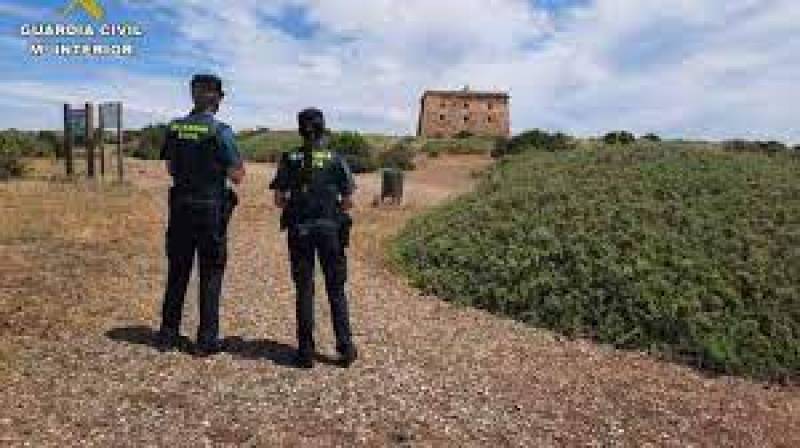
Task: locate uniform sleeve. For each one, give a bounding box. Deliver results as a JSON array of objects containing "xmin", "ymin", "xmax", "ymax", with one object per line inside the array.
[
  {"xmin": 337, "ymin": 155, "xmax": 356, "ymax": 196},
  {"xmin": 215, "ymin": 124, "xmax": 242, "ymax": 170},
  {"xmin": 160, "ymin": 124, "xmax": 175, "ymax": 175},
  {"xmin": 159, "ymin": 124, "xmax": 172, "ymax": 160},
  {"xmin": 269, "ymin": 152, "xmax": 290, "ymax": 191}
]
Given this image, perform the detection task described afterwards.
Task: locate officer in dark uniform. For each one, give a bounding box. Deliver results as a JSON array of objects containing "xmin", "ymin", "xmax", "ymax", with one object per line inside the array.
[
  {"xmin": 156, "ymin": 74, "xmax": 245, "ymax": 356},
  {"xmin": 269, "ymin": 108, "xmax": 358, "ymax": 368}
]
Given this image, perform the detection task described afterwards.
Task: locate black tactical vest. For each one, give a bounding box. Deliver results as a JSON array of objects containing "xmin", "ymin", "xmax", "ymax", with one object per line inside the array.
[
  {"xmin": 166, "ymin": 117, "xmax": 226, "ymax": 197},
  {"xmin": 284, "ymin": 149, "xmax": 342, "ymax": 225}
]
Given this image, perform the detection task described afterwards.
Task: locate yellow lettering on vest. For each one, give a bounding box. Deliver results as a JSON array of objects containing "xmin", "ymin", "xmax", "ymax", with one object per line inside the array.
[{"xmin": 171, "ymin": 123, "xmax": 210, "ymax": 135}]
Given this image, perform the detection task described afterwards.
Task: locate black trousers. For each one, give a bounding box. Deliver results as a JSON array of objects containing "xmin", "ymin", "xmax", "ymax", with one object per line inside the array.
[
  {"xmin": 288, "ymin": 224, "xmax": 353, "ymax": 355},
  {"xmin": 160, "ymin": 188, "xmax": 235, "ymax": 344}
]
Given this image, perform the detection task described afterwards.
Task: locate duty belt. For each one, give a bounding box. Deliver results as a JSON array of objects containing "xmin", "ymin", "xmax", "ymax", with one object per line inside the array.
[{"xmin": 295, "ymin": 218, "xmax": 338, "ymax": 236}]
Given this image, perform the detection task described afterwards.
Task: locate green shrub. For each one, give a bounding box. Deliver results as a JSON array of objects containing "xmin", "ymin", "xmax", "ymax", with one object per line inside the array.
[
  {"xmin": 763, "ymin": 141, "xmax": 788, "ymax": 153},
  {"xmin": 0, "ymin": 129, "xmax": 47, "ymax": 157},
  {"xmin": 37, "ymin": 131, "xmax": 60, "ymax": 157},
  {"xmin": 642, "ymin": 133, "xmax": 661, "ymax": 142},
  {"xmin": 603, "ymin": 131, "xmax": 636, "ymax": 145},
  {"xmin": 421, "ymin": 137, "xmax": 495, "ymax": 155},
  {"xmin": 503, "ymin": 129, "xmax": 575, "ymax": 155},
  {"xmin": 237, "ymin": 127, "xmax": 270, "ymax": 139},
  {"xmin": 0, "ymin": 137, "xmax": 27, "ymax": 180},
  {"xmin": 455, "ymin": 130, "xmax": 474, "ymax": 139},
  {"xmin": 238, "ymin": 130, "xmax": 301, "ymax": 163},
  {"xmin": 378, "ymin": 140, "xmax": 416, "ymax": 170},
  {"xmin": 392, "ymin": 145, "xmax": 800, "ymax": 381},
  {"xmin": 490, "ymin": 137, "xmax": 510, "ymax": 158},
  {"xmin": 327, "ymin": 131, "xmax": 378, "ymax": 173},
  {"xmin": 131, "ymin": 124, "xmax": 167, "ymax": 160},
  {"xmin": 723, "ymin": 139, "xmax": 788, "ymax": 155}
]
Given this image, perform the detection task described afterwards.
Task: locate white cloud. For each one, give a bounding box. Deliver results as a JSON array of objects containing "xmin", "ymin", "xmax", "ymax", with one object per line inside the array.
[{"xmin": 0, "ymin": 0, "xmax": 797, "ymax": 143}]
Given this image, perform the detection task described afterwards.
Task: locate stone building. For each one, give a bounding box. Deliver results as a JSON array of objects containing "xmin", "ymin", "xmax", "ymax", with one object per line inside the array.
[{"xmin": 417, "ymin": 86, "xmax": 510, "ymax": 138}]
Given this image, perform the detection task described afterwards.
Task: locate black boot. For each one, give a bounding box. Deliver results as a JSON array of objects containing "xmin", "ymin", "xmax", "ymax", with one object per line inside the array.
[
  {"xmin": 294, "ymin": 354, "xmax": 314, "ymax": 369},
  {"xmin": 337, "ymin": 345, "xmax": 358, "ymax": 368},
  {"xmin": 194, "ymin": 339, "xmax": 223, "ymax": 357},
  {"xmin": 294, "ymin": 345, "xmax": 315, "ymax": 369},
  {"xmin": 155, "ymin": 328, "xmax": 180, "ymax": 352}
]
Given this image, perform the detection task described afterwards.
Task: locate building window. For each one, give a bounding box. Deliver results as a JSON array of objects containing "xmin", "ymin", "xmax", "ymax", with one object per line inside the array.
[
  {"xmin": 488, "ymin": 102, "xmax": 493, "ymax": 110},
  {"xmin": 463, "ymin": 102, "xmax": 469, "ymax": 109},
  {"xmin": 440, "ymin": 101, "xmax": 446, "ymax": 108},
  {"xmin": 439, "ymin": 114, "xmax": 445, "ymax": 121},
  {"xmin": 487, "ymin": 116, "xmax": 493, "ymax": 123},
  {"xmin": 464, "ymin": 115, "xmax": 469, "ymax": 122}
]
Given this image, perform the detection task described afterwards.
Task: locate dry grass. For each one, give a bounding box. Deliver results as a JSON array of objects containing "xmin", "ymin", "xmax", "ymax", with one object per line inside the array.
[{"xmin": 0, "ymin": 161, "xmax": 165, "ymax": 341}]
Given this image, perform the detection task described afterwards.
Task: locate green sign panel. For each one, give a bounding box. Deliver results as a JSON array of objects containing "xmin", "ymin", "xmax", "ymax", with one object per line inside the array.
[{"xmin": 68, "ymin": 109, "xmax": 87, "ymax": 135}]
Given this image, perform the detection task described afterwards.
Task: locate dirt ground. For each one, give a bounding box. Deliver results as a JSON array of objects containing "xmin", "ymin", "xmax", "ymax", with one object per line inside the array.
[{"xmin": 0, "ymin": 155, "xmax": 798, "ymax": 447}]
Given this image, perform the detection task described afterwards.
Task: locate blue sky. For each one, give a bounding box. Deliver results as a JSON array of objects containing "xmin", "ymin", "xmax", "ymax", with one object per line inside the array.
[{"xmin": 0, "ymin": 0, "xmax": 797, "ymax": 143}]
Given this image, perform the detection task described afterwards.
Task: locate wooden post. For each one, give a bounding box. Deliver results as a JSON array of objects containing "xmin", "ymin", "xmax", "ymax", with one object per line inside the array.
[
  {"xmin": 63, "ymin": 104, "xmax": 74, "ymax": 176},
  {"xmin": 98, "ymin": 105, "xmax": 105, "ymax": 177},
  {"xmin": 85, "ymin": 102, "xmax": 95, "ymax": 178},
  {"xmin": 116, "ymin": 103, "xmax": 123, "ymax": 182}
]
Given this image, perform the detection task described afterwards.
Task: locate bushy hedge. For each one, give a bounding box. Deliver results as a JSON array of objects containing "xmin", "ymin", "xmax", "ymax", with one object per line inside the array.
[
  {"xmin": 378, "ymin": 138, "xmax": 416, "ymax": 170},
  {"xmin": 0, "ymin": 129, "xmax": 55, "ymax": 158},
  {"xmin": 0, "ymin": 145, "xmax": 26, "ymax": 180},
  {"xmin": 723, "ymin": 139, "xmax": 788, "ymax": 155},
  {"xmin": 501, "ymin": 129, "xmax": 575, "ymax": 156},
  {"xmin": 642, "ymin": 133, "xmax": 661, "ymax": 142},
  {"xmin": 327, "ymin": 131, "xmax": 378, "ymax": 173},
  {"xmin": 0, "ymin": 130, "xmax": 39, "ymax": 179},
  {"xmin": 238, "ymin": 130, "xmax": 301, "ymax": 163},
  {"xmin": 603, "ymin": 131, "xmax": 636, "ymax": 145},
  {"xmin": 392, "ymin": 145, "xmax": 800, "ymax": 381},
  {"xmin": 130, "ymin": 124, "xmax": 167, "ymax": 160}
]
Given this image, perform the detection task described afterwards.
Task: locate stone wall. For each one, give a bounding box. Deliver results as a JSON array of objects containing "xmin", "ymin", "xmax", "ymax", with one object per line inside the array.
[{"xmin": 418, "ymin": 91, "xmax": 510, "ymax": 138}]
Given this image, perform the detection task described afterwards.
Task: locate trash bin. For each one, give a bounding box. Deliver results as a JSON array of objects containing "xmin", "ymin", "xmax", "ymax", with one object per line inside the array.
[{"xmin": 381, "ymin": 168, "xmax": 404, "ymax": 204}]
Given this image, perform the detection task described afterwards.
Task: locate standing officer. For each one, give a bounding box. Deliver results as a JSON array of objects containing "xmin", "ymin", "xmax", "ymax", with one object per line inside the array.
[
  {"xmin": 156, "ymin": 74, "xmax": 245, "ymax": 356},
  {"xmin": 269, "ymin": 108, "xmax": 358, "ymax": 368}
]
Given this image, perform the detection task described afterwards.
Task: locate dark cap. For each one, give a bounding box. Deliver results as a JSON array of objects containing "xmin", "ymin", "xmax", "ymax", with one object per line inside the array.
[
  {"xmin": 191, "ymin": 74, "xmax": 223, "ymax": 93},
  {"xmin": 298, "ymin": 107, "xmax": 324, "ymax": 123}
]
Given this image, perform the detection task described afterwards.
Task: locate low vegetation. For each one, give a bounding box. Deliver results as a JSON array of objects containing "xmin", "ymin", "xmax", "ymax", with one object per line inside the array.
[
  {"xmin": 603, "ymin": 130, "xmax": 636, "ymax": 145},
  {"xmin": 377, "ymin": 137, "xmax": 416, "ymax": 170},
  {"xmin": 130, "ymin": 124, "xmax": 167, "ymax": 160},
  {"xmin": 392, "ymin": 142, "xmax": 800, "ymax": 381},
  {"xmin": 723, "ymin": 139, "xmax": 791, "ymax": 155},
  {"xmin": 494, "ymin": 129, "xmax": 576, "ymax": 157},
  {"xmin": 0, "ymin": 145, "xmax": 27, "ymax": 180},
  {"xmin": 421, "ymin": 136, "xmax": 497, "ymax": 157},
  {"xmin": 237, "ymin": 129, "xmax": 302, "ymax": 163},
  {"xmin": 0, "ymin": 130, "xmax": 40, "ymax": 179}
]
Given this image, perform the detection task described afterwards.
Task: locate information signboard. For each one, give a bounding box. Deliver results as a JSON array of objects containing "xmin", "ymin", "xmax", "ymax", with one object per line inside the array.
[
  {"xmin": 68, "ymin": 108, "xmax": 87, "ymax": 137},
  {"xmin": 100, "ymin": 102, "xmax": 121, "ymax": 129}
]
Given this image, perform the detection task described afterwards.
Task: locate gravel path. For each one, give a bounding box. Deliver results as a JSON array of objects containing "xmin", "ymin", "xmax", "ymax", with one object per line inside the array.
[{"xmin": 1, "ymin": 155, "xmax": 798, "ymax": 447}]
